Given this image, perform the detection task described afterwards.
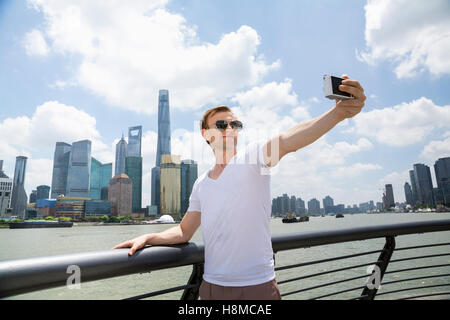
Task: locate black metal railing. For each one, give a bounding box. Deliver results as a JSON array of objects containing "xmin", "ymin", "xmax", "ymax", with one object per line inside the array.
[{"xmin": 0, "ymin": 218, "xmax": 449, "ymax": 300}]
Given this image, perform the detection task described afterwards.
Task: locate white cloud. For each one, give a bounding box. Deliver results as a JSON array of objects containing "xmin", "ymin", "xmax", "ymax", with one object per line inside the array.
[
  {"xmin": 420, "ymin": 136, "xmax": 450, "ymax": 161},
  {"xmin": 358, "ymin": 0, "xmax": 450, "ymax": 78},
  {"xmin": 0, "ymin": 101, "xmax": 111, "ymax": 197},
  {"xmin": 23, "ymin": 29, "xmax": 49, "ymax": 56},
  {"xmin": 26, "ymin": 0, "xmax": 279, "ymax": 114},
  {"xmin": 378, "ymin": 169, "xmax": 411, "ymax": 203},
  {"xmin": 331, "ymin": 162, "xmax": 382, "ymax": 179},
  {"xmin": 351, "ymin": 97, "xmax": 450, "ymax": 146},
  {"xmin": 231, "ymin": 79, "xmax": 298, "ymax": 110}
]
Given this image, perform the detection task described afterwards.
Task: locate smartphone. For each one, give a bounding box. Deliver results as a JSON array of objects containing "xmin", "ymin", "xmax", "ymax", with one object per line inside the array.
[{"xmin": 323, "ymin": 75, "xmax": 354, "ymax": 100}]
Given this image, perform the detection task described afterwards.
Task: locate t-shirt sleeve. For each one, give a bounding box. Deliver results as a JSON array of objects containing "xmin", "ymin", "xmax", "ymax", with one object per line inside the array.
[
  {"xmin": 187, "ymin": 179, "xmax": 201, "ymax": 212},
  {"xmin": 246, "ymin": 139, "xmax": 271, "ymax": 175}
]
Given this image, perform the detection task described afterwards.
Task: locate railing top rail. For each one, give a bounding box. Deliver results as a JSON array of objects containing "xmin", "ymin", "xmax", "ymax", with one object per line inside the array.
[{"xmin": 0, "ymin": 218, "xmax": 449, "ymax": 298}]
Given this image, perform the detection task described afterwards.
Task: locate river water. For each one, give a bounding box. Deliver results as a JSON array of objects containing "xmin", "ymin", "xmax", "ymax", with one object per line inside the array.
[{"xmin": 1, "ymin": 212, "xmax": 449, "ymax": 300}]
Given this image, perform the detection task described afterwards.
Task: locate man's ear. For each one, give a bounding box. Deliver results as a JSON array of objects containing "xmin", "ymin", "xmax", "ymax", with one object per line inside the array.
[{"xmin": 201, "ymin": 128, "xmax": 211, "ymax": 145}]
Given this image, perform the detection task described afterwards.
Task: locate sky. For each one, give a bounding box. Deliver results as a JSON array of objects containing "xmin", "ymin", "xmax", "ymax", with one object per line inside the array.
[{"xmin": 0, "ymin": 0, "xmax": 449, "ymax": 208}]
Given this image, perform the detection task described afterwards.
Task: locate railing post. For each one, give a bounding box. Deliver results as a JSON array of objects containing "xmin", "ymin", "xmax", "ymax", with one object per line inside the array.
[
  {"xmin": 361, "ymin": 236, "xmax": 396, "ymax": 300},
  {"xmin": 181, "ymin": 262, "xmax": 204, "ymax": 300}
]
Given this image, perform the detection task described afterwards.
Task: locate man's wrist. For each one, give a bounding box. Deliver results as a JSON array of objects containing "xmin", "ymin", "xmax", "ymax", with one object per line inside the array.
[
  {"xmin": 145, "ymin": 234, "xmax": 154, "ymax": 245},
  {"xmin": 330, "ymin": 104, "xmax": 345, "ymax": 123}
]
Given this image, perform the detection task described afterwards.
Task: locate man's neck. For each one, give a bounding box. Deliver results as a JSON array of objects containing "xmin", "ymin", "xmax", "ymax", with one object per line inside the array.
[{"xmin": 213, "ymin": 148, "xmax": 237, "ymax": 168}]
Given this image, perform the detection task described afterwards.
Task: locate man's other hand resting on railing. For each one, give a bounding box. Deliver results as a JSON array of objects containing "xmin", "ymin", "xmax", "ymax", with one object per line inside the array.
[{"xmin": 112, "ymin": 210, "xmax": 201, "ymax": 256}]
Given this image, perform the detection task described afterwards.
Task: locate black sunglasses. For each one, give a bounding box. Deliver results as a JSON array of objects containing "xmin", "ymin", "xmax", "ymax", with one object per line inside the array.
[{"xmin": 213, "ymin": 120, "xmax": 243, "ymax": 131}]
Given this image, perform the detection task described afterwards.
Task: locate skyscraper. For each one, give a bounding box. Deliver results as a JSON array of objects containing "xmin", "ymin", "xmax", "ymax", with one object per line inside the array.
[
  {"xmin": 384, "ymin": 184, "xmax": 395, "ymax": 209},
  {"xmin": 323, "ymin": 195, "xmax": 334, "ymax": 214},
  {"xmin": 125, "ymin": 156, "xmax": 142, "ymax": 213},
  {"xmin": 115, "ymin": 134, "xmax": 128, "ymax": 175},
  {"xmin": 36, "ymin": 185, "xmax": 50, "ymax": 200},
  {"xmin": 51, "ymin": 142, "xmax": 72, "ymax": 198},
  {"xmin": 307, "ymin": 198, "xmax": 320, "ymax": 215},
  {"xmin": 404, "ymin": 182, "xmax": 413, "ymax": 206},
  {"xmin": 66, "ymin": 140, "xmax": 92, "ymax": 198},
  {"xmin": 156, "ymin": 90, "xmax": 171, "ymax": 167},
  {"xmin": 127, "ymin": 126, "xmax": 142, "ymax": 157},
  {"xmin": 282, "ymin": 194, "xmax": 289, "ymax": 214},
  {"xmin": 125, "ymin": 125, "xmax": 143, "ymax": 213},
  {"xmin": 29, "ymin": 190, "xmax": 37, "ymax": 203},
  {"xmin": 409, "ymin": 170, "xmax": 419, "ymax": 206},
  {"xmin": 11, "ymin": 156, "xmax": 28, "ymax": 218},
  {"xmin": 413, "ymin": 163, "xmax": 434, "ymax": 206},
  {"xmin": 108, "ymin": 174, "xmax": 132, "ymax": 216},
  {"xmin": 0, "ymin": 177, "xmax": 12, "ymax": 218},
  {"xmin": 160, "ymin": 154, "xmax": 181, "ymax": 220},
  {"xmin": 152, "ymin": 89, "xmax": 172, "ymax": 215},
  {"xmin": 0, "ymin": 161, "xmax": 13, "ymax": 217},
  {"xmin": 181, "ymin": 159, "xmax": 198, "ymax": 216},
  {"xmin": 151, "ymin": 166, "xmax": 161, "ymax": 215},
  {"xmin": 290, "ymin": 196, "xmax": 297, "ymax": 214},
  {"xmin": 90, "ymin": 157, "xmax": 112, "ymax": 200},
  {"xmin": 296, "ymin": 197, "xmax": 306, "ymax": 215},
  {"xmin": 434, "ymin": 157, "xmax": 450, "ymax": 205}
]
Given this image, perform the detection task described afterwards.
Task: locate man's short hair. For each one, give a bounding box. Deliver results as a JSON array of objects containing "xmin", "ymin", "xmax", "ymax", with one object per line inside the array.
[{"xmin": 200, "ymin": 105, "xmax": 233, "ymax": 145}]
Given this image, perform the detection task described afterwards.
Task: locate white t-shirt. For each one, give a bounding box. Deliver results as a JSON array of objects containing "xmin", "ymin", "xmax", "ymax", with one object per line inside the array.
[{"xmin": 187, "ymin": 140, "xmax": 275, "ymax": 286}]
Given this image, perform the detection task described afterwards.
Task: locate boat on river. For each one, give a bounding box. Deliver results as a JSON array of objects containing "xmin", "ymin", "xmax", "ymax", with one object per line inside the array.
[
  {"xmin": 9, "ymin": 220, "xmax": 73, "ymax": 229},
  {"xmin": 282, "ymin": 213, "xmax": 309, "ymax": 223}
]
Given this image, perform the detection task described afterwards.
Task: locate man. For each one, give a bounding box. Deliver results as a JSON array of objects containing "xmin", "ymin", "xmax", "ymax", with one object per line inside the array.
[{"xmin": 113, "ymin": 75, "xmax": 366, "ymax": 300}]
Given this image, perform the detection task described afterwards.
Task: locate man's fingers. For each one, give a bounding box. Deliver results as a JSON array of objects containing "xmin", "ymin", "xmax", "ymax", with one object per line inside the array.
[
  {"xmin": 341, "ymin": 79, "xmax": 364, "ymax": 92},
  {"xmin": 339, "ymin": 85, "xmax": 366, "ymax": 101},
  {"xmin": 112, "ymin": 241, "xmax": 132, "ymax": 250},
  {"xmin": 129, "ymin": 244, "xmax": 141, "ymax": 256}
]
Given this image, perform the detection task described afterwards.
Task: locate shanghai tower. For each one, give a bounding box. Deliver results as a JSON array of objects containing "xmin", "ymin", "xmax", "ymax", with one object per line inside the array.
[
  {"xmin": 152, "ymin": 90, "xmax": 171, "ymax": 214},
  {"xmin": 156, "ymin": 90, "xmax": 171, "ymax": 166}
]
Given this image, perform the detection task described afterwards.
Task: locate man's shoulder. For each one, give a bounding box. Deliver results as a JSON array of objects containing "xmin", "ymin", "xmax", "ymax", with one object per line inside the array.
[{"xmin": 193, "ymin": 170, "xmax": 209, "ymax": 186}]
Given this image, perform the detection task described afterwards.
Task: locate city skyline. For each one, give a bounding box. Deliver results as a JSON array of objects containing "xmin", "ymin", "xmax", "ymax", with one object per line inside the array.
[
  {"xmin": 1, "ymin": 1, "xmax": 449, "ymax": 207},
  {"xmin": 3, "ymin": 150, "xmax": 449, "ymax": 214}
]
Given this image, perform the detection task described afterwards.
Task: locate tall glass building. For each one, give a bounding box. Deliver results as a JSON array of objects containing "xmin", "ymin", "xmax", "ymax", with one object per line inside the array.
[
  {"xmin": 409, "ymin": 170, "xmax": 419, "ymax": 206},
  {"xmin": 29, "ymin": 190, "xmax": 37, "ymax": 204},
  {"xmin": 90, "ymin": 157, "xmax": 112, "ymax": 200},
  {"xmin": 384, "ymin": 184, "xmax": 395, "ymax": 208},
  {"xmin": 36, "ymin": 185, "xmax": 50, "ymax": 200},
  {"xmin": 180, "ymin": 159, "xmax": 198, "ymax": 216},
  {"xmin": 156, "ymin": 90, "xmax": 171, "ymax": 167},
  {"xmin": 108, "ymin": 174, "xmax": 132, "ymax": 216},
  {"xmin": 125, "ymin": 156, "xmax": 142, "ymax": 213},
  {"xmin": 413, "ymin": 163, "xmax": 435, "ymax": 206},
  {"xmin": 160, "ymin": 155, "xmax": 181, "ymax": 220},
  {"xmin": 151, "ymin": 166, "xmax": 161, "ymax": 215},
  {"xmin": 404, "ymin": 182, "xmax": 413, "ymax": 206},
  {"xmin": 51, "ymin": 142, "xmax": 72, "ymax": 198},
  {"xmin": 66, "ymin": 140, "xmax": 92, "ymax": 198},
  {"xmin": 434, "ymin": 157, "xmax": 450, "ymax": 204},
  {"xmin": 0, "ymin": 161, "xmax": 13, "ymax": 217},
  {"xmin": 152, "ymin": 90, "xmax": 172, "ymax": 215},
  {"xmin": 11, "ymin": 156, "xmax": 28, "ymax": 218},
  {"xmin": 307, "ymin": 198, "xmax": 320, "ymax": 215},
  {"xmin": 127, "ymin": 126, "xmax": 142, "ymax": 157},
  {"xmin": 115, "ymin": 134, "xmax": 128, "ymax": 175}
]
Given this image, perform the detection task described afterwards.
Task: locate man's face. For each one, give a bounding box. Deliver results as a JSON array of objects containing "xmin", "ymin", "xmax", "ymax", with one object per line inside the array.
[{"xmin": 202, "ymin": 111, "xmax": 239, "ymax": 151}]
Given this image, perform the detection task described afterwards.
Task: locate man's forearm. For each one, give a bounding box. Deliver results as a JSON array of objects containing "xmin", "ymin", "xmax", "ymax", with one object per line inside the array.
[
  {"xmin": 146, "ymin": 226, "xmax": 187, "ymax": 245},
  {"xmin": 280, "ymin": 106, "xmax": 341, "ymax": 154}
]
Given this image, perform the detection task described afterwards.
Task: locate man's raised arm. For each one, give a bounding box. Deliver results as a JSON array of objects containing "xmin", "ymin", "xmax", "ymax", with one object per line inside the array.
[{"xmin": 262, "ymin": 75, "xmax": 366, "ymax": 168}]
